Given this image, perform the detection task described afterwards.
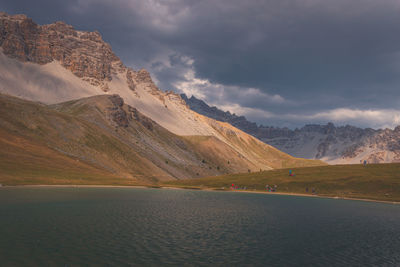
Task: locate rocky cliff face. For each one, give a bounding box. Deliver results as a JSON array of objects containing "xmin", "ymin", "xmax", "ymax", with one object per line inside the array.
[
  {"xmin": 182, "ymin": 94, "xmax": 400, "ymax": 164},
  {"xmin": 0, "ymin": 12, "xmax": 127, "ymax": 90},
  {"xmin": 342, "ymin": 126, "xmax": 400, "ymax": 163},
  {"xmin": 0, "ymin": 12, "xmax": 173, "ymax": 97}
]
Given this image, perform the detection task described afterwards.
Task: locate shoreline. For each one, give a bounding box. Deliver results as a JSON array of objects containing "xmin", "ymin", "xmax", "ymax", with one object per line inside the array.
[
  {"xmin": 1, "ymin": 184, "xmax": 399, "ymax": 205},
  {"xmin": 0, "ymin": 184, "xmax": 152, "ymax": 189},
  {"xmin": 161, "ymin": 186, "xmax": 400, "ymax": 205}
]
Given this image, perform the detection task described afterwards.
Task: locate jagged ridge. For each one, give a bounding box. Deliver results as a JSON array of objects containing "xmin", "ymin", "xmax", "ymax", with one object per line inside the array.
[{"xmin": 182, "ymin": 94, "xmax": 400, "ymax": 163}]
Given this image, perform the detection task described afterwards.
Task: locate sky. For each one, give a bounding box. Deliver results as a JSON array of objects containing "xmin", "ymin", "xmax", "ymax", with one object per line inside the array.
[{"xmin": 2, "ymin": 0, "xmax": 400, "ymax": 129}]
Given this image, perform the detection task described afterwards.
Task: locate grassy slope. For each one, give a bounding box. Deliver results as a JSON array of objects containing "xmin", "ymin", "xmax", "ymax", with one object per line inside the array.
[
  {"xmin": 0, "ymin": 128, "xmax": 138, "ymax": 186},
  {"xmin": 0, "ymin": 93, "xmax": 324, "ymax": 185},
  {"xmin": 54, "ymin": 95, "xmax": 258, "ymax": 179},
  {"xmin": 0, "ymin": 94, "xmax": 172, "ymax": 184},
  {"xmin": 164, "ymin": 163, "xmax": 400, "ymax": 202}
]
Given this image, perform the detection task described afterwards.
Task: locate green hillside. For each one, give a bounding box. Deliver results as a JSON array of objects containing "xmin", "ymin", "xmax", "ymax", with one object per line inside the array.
[
  {"xmin": 0, "ymin": 127, "xmax": 135, "ymax": 186},
  {"xmin": 164, "ymin": 163, "xmax": 400, "ymax": 202}
]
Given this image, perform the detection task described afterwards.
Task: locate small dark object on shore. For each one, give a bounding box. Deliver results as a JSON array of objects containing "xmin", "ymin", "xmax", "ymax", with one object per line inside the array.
[{"xmin": 312, "ymin": 188, "xmax": 316, "ymax": 194}]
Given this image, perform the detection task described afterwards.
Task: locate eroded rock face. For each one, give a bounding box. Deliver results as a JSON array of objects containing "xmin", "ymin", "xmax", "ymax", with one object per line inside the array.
[
  {"xmin": 135, "ymin": 69, "xmax": 153, "ymax": 84},
  {"xmin": 106, "ymin": 94, "xmax": 155, "ymax": 130},
  {"xmin": 108, "ymin": 95, "xmax": 129, "ymax": 128},
  {"xmin": 126, "ymin": 69, "xmax": 137, "ymax": 91},
  {"xmin": 0, "ymin": 12, "xmax": 165, "ymax": 95},
  {"xmin": 110, "ymin": 94, "xmax": 124, "ymax": 107},
  {"xmin": 0, "ymin": 12, "xmax": 124, "ymax": 87},
  {"xmin": 129, "ymin": 105, "xmax": 154, "ymax": 131}
]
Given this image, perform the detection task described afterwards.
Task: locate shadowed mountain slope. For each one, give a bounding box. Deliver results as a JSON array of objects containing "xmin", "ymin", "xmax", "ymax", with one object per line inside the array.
[{"xmin": 0, "ymin": 94, "xmax": 323, "ymax": 185}]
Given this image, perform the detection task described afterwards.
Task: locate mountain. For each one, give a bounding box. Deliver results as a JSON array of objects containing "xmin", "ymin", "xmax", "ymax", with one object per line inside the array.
[
  {"xmin": 181, "ymin": 94, "xmax": 400, "ymax": 164},
  {"xmin": 180, "ymin": 94, "xmax": 259, "ymax": 133},
  {"xmin": 0, "ymin": 13, "xmax": 323, "ymax": 184},
  {"xmin": 0, "ymin": 93, "xmax": 280, "ymax": 184}
]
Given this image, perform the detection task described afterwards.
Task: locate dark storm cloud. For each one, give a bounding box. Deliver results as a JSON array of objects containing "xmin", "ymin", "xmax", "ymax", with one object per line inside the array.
[{"xmin": 2, "ymin": 0, "xmax": 400, "ymax": 128}]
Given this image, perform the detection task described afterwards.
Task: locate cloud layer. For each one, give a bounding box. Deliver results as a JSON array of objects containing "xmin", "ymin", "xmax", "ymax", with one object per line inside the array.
[{"xmin": 2, "ymin": 0, "xmax": 400, "ymax": 128}]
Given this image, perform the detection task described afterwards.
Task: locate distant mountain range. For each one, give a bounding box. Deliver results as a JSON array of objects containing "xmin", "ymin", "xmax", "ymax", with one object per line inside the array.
[
  {"xmin": 181, "ymin": 94, "xmax": 400, "ymax": 164},
  {"xmin": 0, "ymin": 12, "xmax": 322, "ymax": 184}
]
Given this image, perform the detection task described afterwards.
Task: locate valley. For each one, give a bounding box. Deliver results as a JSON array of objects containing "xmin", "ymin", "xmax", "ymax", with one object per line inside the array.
[{"xmin": 0, "ymin": 12, "xmax": 397, "ymax": 204}]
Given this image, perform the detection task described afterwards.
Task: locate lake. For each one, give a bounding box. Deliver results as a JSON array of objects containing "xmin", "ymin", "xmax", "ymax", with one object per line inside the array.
[{"xmin": 0, "ymin": 187, "xmax": 400, "ymax": 266}]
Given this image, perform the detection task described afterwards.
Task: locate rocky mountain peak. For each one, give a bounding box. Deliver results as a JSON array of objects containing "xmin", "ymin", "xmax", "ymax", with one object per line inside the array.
[
  {"xmin": 0, "ymin": 12, "xmax": 124, "ymax": 89},
  {"xmin": 136, "ymin": 69, "xmax": 154, "ymax": 83},
  {"xmin": 0, "ymin": 12, "xmax": 27, "ymax": 21},
  {"xmin": 0, "ymin": 12, "xmax": 167, "ymax": 97}
]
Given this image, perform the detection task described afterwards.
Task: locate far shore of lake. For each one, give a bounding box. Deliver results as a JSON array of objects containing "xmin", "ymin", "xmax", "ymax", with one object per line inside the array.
[{"xmin": 1, "ymin": 184, "xmax": 399, "ymax": 205}]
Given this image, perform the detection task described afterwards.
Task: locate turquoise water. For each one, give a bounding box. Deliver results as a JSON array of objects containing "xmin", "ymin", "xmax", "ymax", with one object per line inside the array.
[{"xmin": 0, "ymin": 187, "xmax": 400, "ymax": 266}]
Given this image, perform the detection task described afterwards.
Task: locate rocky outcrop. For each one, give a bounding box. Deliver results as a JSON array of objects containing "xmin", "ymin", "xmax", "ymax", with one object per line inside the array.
[
  {"xmin": 0, "ymin": 12, "xmax": 159, "ymax": 93},
  {"xmin": 0, "ymin": 13, "xmax": 123, "ymax": 89},
  {"xmin": 106, "ymin": 94, "xmax": 154, "ymax": 130},
  {"xmin": 135, "ymin": 69, "xmax": 154, "ymax": 84},
  {"xmin": 131, "ymin": 106, "xmax": 154, "ymax": 131},
  {"xmin": 126, "ymin": 69, "xmax": 137, "ymax": 91},
  {"xmin": 108, "ymin": 95, "xmax": 129, "ymax": 127}
]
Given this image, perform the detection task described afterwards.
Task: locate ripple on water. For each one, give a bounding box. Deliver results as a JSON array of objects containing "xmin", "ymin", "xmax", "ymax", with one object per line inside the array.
[{"xmin": 0, "ymin": 187, "xmax": 400, "ymax": 266}]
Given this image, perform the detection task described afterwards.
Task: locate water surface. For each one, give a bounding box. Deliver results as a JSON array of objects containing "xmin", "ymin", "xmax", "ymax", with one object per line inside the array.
[{"xmin": 1, "ymin": 187, "xmax": 400, "ymax": 266}]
